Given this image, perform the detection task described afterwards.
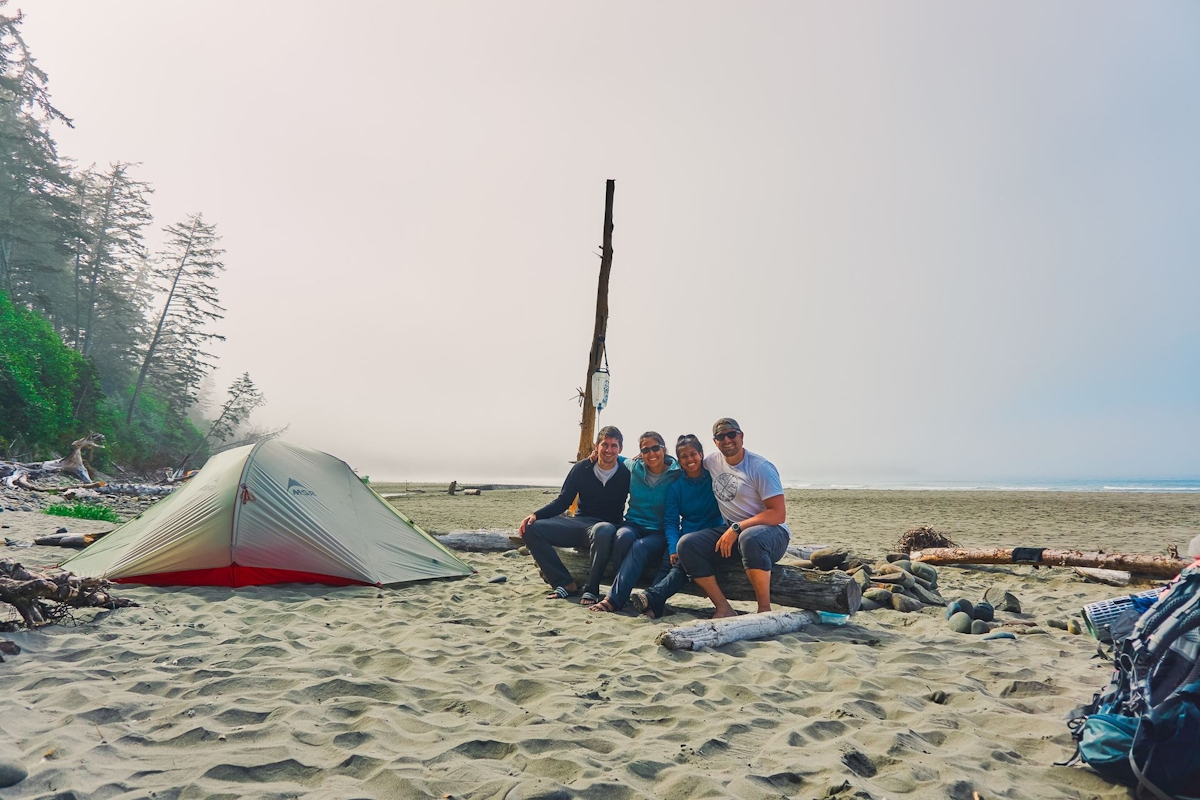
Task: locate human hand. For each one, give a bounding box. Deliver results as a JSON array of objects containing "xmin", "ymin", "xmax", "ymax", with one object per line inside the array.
[
  {"xmin": 518, "ymin": 514, "xmax": 537, "ymax": 535},
  {"xmin": 716, "ymin": 527, "xmax": 739, "ymax": 558},
  {"xmin": 587, "ymin": 445, "xmax": 599, "ymax": 463},
  {"xmin": 669, "ymin": 553, "xmax": 680, "ymax": 566}
]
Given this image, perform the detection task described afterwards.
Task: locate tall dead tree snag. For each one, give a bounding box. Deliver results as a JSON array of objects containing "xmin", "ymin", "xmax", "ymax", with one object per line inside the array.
[{"xmin": 575, "ymin": 180, "xmax": 615, "ymax": 462}]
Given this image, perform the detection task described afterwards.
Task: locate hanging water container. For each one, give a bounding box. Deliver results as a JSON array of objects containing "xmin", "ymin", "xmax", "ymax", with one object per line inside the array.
[{"xmin": 591, "ymin": 368, "xmax": 610, "ymax": 412}]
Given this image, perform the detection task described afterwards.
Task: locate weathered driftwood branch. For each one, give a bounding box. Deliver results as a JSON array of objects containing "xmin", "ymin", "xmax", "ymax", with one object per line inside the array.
[
  {"xmin": 555, "ymin": 548, "xmax": 861, "ymax": 614},
  {"xmin": 658, "ymin": 609, "xmax": 821, "ymax": 650},
  {"xmin": 0, "ymin": 558, "xmax": 136, "ymax": 628},
  {"xmin": 910, "ymin": 547, "xmax": 1191, "ymax": 579}
]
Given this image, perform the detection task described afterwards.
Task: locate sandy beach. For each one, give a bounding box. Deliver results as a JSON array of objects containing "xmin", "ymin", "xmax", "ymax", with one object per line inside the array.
[{"xmin": 2, "ymin": 487, "xmax": 1197, "ymax": 799}]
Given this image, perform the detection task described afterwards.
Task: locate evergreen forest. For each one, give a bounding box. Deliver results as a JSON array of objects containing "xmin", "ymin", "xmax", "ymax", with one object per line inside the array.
[{"xmin": 0, "ymin": 6, "xmax": 270, "ymax": 473}]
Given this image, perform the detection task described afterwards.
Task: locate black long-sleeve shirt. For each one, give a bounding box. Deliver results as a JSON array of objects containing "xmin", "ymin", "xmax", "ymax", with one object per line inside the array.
[{"xmin": 534, "ymin": 458, "xmax": 630, "ymax": 524}]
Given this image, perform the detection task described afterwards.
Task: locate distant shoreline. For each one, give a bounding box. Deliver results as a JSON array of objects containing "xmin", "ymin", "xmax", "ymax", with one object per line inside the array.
[{"xmin": 371, "ymin": 479, "xmax": 1200, "ymax": 494}]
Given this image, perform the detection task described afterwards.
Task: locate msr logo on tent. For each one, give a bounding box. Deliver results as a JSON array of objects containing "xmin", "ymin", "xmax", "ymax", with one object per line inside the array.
[{"xmin": 287, "ymin": 478, "xmax": 316, "ymax": 497}]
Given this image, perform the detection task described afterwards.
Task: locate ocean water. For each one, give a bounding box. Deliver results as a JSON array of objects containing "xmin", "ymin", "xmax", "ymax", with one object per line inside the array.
[{"xmin": 779, "ymin": 479, "xmax": 1200, "ymax": 493}]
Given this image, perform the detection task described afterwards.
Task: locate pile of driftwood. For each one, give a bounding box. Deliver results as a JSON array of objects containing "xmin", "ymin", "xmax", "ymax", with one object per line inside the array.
[
  {"xmin": 0, "ymin": 559, "xmax": 136, "ymax": 629},
  {"xmin": 1, "ymin": 432, "xmax": 105, "ymax": 487}
]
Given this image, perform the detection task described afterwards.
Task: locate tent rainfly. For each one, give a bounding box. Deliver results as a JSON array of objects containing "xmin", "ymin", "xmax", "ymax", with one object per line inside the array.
[{"xmin": 61, "ymin": 439, "xmax": 473, "ymax": 587}]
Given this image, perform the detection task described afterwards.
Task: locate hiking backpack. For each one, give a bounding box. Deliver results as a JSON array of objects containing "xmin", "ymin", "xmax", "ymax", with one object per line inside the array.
[{"xmin": 1062, "ymin": 563, "xmax": 1200, "ymax": 799}]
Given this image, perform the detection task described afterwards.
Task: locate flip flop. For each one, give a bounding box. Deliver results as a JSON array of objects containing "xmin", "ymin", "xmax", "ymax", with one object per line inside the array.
[
  {"xmin": 546, "ymin": 586, "xmax": 579, "ymax": 600},
  {"xmin": 589, "ymin": 598, "xmax": 617, "ymax": 613},
  {"xmin": 579, "ymin": 592, "xmax": 600, "ymax": 607}
]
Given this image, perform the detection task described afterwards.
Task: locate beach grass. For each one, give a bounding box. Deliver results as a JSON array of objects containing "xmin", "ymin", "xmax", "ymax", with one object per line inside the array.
[{"xmin": 42, "ymin": 501, "xmax": 121, "ymax": 523}]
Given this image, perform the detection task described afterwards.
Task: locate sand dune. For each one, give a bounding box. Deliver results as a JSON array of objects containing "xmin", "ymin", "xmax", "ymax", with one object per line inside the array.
[{"xmin": 2, "ymin": 488, "xmax": 1195, "ymax": 798}]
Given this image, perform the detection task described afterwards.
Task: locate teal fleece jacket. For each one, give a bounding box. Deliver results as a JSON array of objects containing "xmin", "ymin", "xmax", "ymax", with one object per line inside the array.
[{"xmin": 624, "ymin": 455, "xmax": 682, "ymax": 532}]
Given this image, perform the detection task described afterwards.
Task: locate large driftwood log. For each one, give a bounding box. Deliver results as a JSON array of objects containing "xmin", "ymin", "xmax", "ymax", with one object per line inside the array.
[
  {"xmin": 429, "ymin": 530, "xmax": 861, "ymax": 613},
  {"xmin": 658, "ymin": 609, "xmax": 820, "ymax": 650},
  {"xmin": 910, "ymin": 547, "xmax": 1191, "ymax": 579},
  {"xmin": 0, "ymin": 558, "xmax": 136, "ymax": 628},
  {"xmin": 554, "ymin": 548, "xmax": 861, "ymax": 614}
]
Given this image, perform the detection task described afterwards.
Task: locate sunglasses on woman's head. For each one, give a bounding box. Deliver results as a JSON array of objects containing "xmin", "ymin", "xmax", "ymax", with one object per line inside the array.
[
  {"xmin": 640, "ymin": 444, "xmax": 664, "ymax": 454},
  {"xmin": 713, "ymin": 430, "xmax": 740, "ymax": 441}
]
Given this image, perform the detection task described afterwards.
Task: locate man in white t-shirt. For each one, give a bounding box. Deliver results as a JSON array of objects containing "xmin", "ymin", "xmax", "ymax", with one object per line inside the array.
[{"xmin": 677, "ymin": 418, "xmax": 790, "ymax": 617}]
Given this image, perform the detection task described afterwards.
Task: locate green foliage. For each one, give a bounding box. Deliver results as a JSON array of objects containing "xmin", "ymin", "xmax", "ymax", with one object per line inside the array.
[
  {"xmin": 42, "ymin": 501, "xmax": 121, "ymax": 523},
  {"xmin": 0, "ymin": 290, "xmax": 87, "ymax": 450}
]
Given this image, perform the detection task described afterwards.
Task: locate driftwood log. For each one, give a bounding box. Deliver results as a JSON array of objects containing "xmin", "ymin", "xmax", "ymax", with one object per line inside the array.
[
  {"xmin": 911, "ymin": 547, "xmax": 1191, "ymax": 579},
  {"xmin": 429, "ymin": 530, "xmax": 860, "ymax": 613},
  {"xmin": 0, "ymin": 558, "xmax": 136, "ymax": 628},
  {"xmin": 554, "ymin": 548, "xmax": 861, "ymax": 614},
  {"xmin": 435, "ymin": 530, "xmax": 523, "ymax": 552},
  {"xmin": 658, "ymin": 609, "xmax": 821, "ymax": 650}
]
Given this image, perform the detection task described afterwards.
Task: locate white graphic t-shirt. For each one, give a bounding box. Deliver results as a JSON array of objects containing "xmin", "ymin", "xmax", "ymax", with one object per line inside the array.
[{"xmin": 703, "ymin": 449, "xmax": 789, "ymax": 532}]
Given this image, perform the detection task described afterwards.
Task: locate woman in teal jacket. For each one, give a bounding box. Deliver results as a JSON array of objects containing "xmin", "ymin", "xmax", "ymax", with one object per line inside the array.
[{"xmin": 589, "ymin": 431, "xmax": 681, "ymax": 612}]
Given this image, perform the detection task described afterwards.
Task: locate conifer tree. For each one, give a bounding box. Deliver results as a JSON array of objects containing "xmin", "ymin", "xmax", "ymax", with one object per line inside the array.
[
  {"xmin": 127, "ymin": 213, "xmax": 225, "ymax": 423},
  {"xmin": 74, "ymin": 162, "xmax": 153, "ymax": 392},
  {"xmin": 0, "ymin": 4, "xmax": 77, "ymax": 319}
]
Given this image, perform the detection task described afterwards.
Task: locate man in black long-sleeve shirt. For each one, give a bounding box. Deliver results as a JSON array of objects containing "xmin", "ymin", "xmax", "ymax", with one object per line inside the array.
[{"xmin": 519, "ymin": 426, "xmax": 631, "ymax": 601}]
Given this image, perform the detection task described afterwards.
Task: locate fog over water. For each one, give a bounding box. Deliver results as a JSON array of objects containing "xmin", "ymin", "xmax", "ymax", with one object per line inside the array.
[{"xmin": 19, "ymin": 2, "xmax": 1199, "ymax": 484}]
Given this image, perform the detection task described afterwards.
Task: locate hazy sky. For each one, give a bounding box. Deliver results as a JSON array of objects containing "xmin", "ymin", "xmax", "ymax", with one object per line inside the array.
[{"xmin": 17, "ymin": 2, "xmax": 1200, "ymax": 483}]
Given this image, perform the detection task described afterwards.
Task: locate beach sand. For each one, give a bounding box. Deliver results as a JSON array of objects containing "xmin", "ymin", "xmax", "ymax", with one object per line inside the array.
[{"xmin": 2, "ymin": 487, "xmax": 1197, "ymax": 799}]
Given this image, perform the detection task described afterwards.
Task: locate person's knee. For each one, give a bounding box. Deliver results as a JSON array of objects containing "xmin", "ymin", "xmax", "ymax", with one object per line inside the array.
[
  {"xmin": 739, "ymin": 526, "xmax": 783, "ymax": 571},
  {"xmin": 524, "ymin": 521, "xmax": 546, "ymax": 544},
  {"xmin": 589, "ymin": 522, "xmax": 616, "ymax": 545}
]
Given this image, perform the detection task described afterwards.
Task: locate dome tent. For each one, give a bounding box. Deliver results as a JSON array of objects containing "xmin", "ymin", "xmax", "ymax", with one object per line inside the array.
[{"xmin": 61, "ymin": 439, "xmax": 473, "ymax": 587}]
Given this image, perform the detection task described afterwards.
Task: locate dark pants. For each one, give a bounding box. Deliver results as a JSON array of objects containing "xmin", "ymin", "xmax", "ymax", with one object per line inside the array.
[
  {"xmin": 605, "ymin": 524, "xmax": 666, "ymax": 610},
  {"xmin": 524, "ymin": 515, "xmax": 612, "ymax": 590},
  {"xmin": 643, "ymin": 550, "xmax": 689, "ymax": 617},
  {"xmin": 677, "ymin": 524, "xmax": 790, "ymax": 580}
]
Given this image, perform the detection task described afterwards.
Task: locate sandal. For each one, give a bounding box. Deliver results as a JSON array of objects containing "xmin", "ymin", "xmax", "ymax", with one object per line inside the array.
[
  {"xmin": 579, "ymin": 592, "xmax": 600, "ymax": 607},
  {"xmin": 546, "ymin": 586, "xmax": 579, "ymax": 600},
  {"xmin": 630, "ymin": 591, "xmax": 650, "ymax": 615}
]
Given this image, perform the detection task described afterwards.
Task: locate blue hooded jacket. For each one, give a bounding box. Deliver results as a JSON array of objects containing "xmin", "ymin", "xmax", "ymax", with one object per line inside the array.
[{"xmin": 624, "ymin": 455, "xmax": 681, "ymax": 532}]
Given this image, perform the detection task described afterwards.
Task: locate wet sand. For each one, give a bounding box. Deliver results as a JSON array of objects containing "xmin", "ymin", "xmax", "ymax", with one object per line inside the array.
[{"xmin": 1, "ymin": 487, "xmax": 1196, "ymax": 799}]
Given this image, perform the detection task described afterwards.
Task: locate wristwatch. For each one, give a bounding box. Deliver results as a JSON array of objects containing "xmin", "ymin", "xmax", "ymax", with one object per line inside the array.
[{"xmin": 731, "ymin": 523, "xmax": 742, "ymax": 534}]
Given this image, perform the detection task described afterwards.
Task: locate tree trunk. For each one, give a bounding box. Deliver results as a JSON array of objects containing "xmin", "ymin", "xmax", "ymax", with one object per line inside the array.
[
  {"xmin": 910, "ymin": 547, "xmax": 1191, "ymax": 579},
  {"xmin": 574, "ymin": 179, "xmax": 615, "ymax": 462},
  {"xmin": 127, "ymin": 220, "xmax": 197, "ymax": 424},
  {"xmin": 553, "ymin": 547, "xmax": 861, "ymax": 614},
  {"xmin": 657, "ymin": 609, "xmax": 821, "ymax": 651},
  {"xmin": 81, "ymin": 176, "xmax": 117, "ymax": 357}
]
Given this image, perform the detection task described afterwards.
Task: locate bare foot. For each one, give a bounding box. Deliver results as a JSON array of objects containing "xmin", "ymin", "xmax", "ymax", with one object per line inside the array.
[
  {"xmin": 712, "ymin": 606, "xmax": 739, "ymax": 619},
  {"xmin": 590, "ymin": 598, "xmax": 616, "ymax": 613}
]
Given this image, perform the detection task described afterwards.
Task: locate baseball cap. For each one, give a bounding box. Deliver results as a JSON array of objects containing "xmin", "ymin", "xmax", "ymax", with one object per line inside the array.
[{"xmin": 712, "ymin": 418, "xmax": 741, "ymax": 436}]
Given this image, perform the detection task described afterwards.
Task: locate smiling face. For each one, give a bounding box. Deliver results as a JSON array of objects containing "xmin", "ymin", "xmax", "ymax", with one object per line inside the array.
[
  {"xmin": 713, "ymin": 428, "xmax": 744, "ymax": 460},
  {"xmin": 677, "ymin": 443, "xmax": 704, "ymax": 478},
  {"xmin": 639, "ymin": 437, "xmax": 666, "ymax": 472},
  {"xmin": 596, "ymin": 435, "xmax": 622, "ymax": 469}
]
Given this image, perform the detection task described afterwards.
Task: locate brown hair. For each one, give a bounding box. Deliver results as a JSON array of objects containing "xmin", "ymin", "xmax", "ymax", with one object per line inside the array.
[{"xmin": 596, "ymin": 425, "xmax": 623, "ymax": 447}]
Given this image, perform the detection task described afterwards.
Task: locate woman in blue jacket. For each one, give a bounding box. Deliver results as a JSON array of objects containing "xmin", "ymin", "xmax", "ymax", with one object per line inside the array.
[
  {"xmin": 631, "ymin": 433, "xmax": 723, "ymax": 618},
  {"xmin": 588, "ymin": 431, "xmax": 681, "ymax": 612}
]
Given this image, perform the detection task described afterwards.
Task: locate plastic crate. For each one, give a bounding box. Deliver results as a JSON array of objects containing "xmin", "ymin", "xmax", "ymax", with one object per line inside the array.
[{"xmin": 1082, "ymin": 589, "xmax": 1163, "ymax": 642}]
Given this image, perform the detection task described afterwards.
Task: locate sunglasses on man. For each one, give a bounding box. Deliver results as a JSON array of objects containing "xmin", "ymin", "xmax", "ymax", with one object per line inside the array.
[
  {"xmin": 713, "ymin": 430, "xmax": 741, "ymax": 441},
  {"xmin": 639, "ymin": 444, "xmax": 664, "ymax": 454}
]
